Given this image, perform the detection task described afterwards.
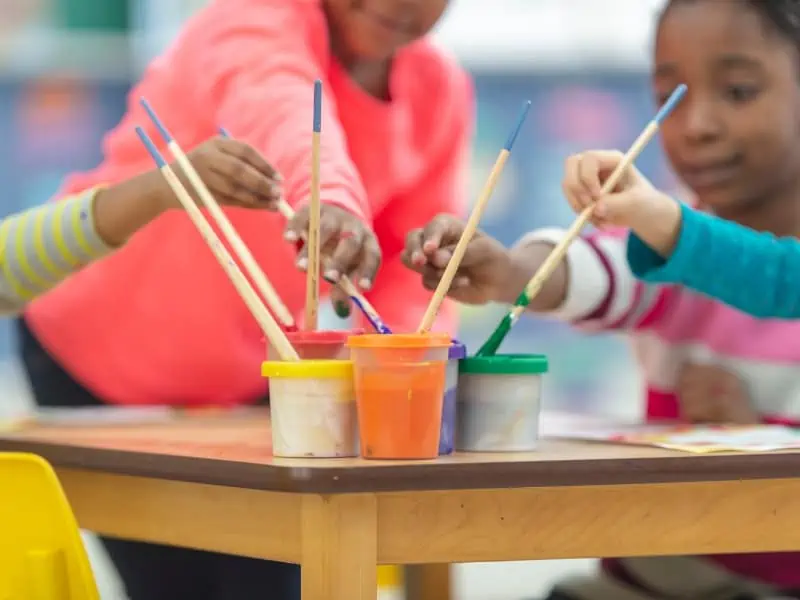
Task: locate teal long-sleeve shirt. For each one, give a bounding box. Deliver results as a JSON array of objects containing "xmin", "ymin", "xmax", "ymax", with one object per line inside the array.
[{"xmin": 627, "ymin": 202, "xmax": 800, "ymax": 319}]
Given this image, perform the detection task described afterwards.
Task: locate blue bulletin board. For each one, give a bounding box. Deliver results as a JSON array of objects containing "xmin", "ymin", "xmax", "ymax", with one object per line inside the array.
[{"xmin": 0, "ymin": 70, "xmax": 667, "ymax": 412}]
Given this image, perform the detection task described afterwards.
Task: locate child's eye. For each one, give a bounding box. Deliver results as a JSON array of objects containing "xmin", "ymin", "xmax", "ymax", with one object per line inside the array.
[{"xmin": 724, "ymin": 84, "xmax": 759, "ymax": 103}]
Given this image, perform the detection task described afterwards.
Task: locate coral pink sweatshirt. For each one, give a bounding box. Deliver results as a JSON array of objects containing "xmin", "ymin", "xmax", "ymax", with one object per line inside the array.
[{"xmin": 24, "ymin": 0, "xmax": 474, "ymax": 406}]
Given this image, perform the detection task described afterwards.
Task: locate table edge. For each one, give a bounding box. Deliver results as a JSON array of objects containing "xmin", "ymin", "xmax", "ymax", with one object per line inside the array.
[{"xmin": 1, "ymin": 439, "xmax": 799, "ymax": 493}]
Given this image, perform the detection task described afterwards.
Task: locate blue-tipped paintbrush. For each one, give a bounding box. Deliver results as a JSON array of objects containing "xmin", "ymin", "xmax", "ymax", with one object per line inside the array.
[
  {"xmin": 476, "ymin": 83, "xmax": 688, "ymax": 357},
  {"xmin": 135, "ymin": 127, "xmax": 300, "ymax": 361},
  {"xmin": 219, "ymin": 121, "xmax": 392, "ymax": 334},
  {"xmin": 138, "ymin": 98, "xmax": 296, "ymax": 330},
  {"xmin": 417, "ymin": 100, "xmax": 532, "ymax": 333},
  {"xmin": 304, "ymin": 79, "xmax": 323, "ymax": 330}
]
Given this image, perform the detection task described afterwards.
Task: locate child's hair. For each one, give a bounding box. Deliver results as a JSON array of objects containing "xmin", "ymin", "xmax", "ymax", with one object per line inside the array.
[{"xmin": 662, "ymin": 0, "xmax": 800, "ymax": 47}]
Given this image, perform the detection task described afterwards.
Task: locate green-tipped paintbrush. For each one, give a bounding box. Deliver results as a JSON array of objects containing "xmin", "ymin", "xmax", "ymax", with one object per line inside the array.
[{"xmin": 476, "ymin": 83, "xmax": 688, "ymax": 357}]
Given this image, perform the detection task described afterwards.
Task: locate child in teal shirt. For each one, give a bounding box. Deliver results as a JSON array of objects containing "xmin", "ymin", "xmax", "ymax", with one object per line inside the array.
[{"xmin": 562, "ymin": 149, "xmax": 800, "ymax": 319}]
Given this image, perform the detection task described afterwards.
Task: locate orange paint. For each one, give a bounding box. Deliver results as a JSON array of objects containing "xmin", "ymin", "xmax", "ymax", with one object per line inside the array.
[{"xmin": 348, "ymin": 333, "xmax": 451, "ymax": 459}]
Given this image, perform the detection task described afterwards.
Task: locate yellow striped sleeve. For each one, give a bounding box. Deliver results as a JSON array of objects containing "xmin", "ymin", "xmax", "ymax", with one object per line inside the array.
[{"xmin": 0, "ymin": 188, "xmax": 112, "ymax": 310}]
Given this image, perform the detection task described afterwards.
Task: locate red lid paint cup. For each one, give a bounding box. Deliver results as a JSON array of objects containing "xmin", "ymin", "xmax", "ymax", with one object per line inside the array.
[
  {"xmin": 267, "ymin": 329, "xmax": 364, "ymax": 361},
  {"xmin": 347, "ymin": 333, "xmax": 451, "ymax": 460}
]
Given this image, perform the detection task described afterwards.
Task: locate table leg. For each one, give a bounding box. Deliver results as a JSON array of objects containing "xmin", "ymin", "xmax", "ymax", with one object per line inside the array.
[
  {"xmin": 301, "ymin": 493, "xmax": 378, "ymax": 600},
  {"xmin": 405, "ymin": 564, "xmax": 453, "ymax": 600}
]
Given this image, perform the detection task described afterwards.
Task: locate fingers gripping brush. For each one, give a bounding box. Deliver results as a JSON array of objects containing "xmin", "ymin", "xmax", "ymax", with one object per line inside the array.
[
  {"xmin": 476, "ymin": 84, "xmax": 688, "ymax": 357},
  {"xmin": 218, "ymin": 124, "xmax": 391, "ymax": 335}
]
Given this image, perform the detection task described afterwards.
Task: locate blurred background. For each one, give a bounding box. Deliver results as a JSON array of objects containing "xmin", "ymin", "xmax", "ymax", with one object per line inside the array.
[{"xmin": 0, "ymin": 0, "xmax": 673, "ymax": 598}]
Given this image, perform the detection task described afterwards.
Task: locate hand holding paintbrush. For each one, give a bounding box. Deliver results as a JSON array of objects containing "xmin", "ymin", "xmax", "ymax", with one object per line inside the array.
[
  {"xmin": 476, "ymin": 83, "xmax": 688, "ymax": 356},
  {"xmin": 417, "ymin": 100, "xmax": 532, "ymax": 333},
  {"xmin": 136, "ymin": 127, "xmax": 299, "ymax": 361},
  {"xmin": 140, "ymin": 99, "xmax": 297, "ymax": 331},
  {"xmin": 220, "ymin": 85, "xmax": 390, "ymax": 334}
]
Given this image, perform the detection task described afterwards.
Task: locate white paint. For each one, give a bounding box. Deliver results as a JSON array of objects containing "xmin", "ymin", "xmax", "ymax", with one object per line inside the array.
[
  {"xmin": 457, "ymin": 372, "xmax": 543, "ymax": 452},
  {"xmin": 269, "ymin": 377, "xmax": 359, "ymax": 458}
]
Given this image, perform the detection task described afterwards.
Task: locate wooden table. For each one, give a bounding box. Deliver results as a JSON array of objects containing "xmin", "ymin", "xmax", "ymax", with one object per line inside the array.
[{"xmin": 1, "ymin": 410, "xmax": 799, "ymax": 600}]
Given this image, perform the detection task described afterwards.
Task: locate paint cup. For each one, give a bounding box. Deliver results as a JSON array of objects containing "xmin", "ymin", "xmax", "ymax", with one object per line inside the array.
[
  {"xmin": 261, "ymin": 360, "xmax": 358, "ymax": 458},
  {"xmin": 440, "ymin": 341, "xmax": 466, "ymax": 455},
  {"xmin": 347, "ymin": 333, "xmax": 451, "ymax": 459},
  {"xmin": 456, "ymin": 354, "xmax": 548, "ymax": 452},
  {"xmin": 267, "ymin": 329, "xmax": 364, "ymax": 361}
]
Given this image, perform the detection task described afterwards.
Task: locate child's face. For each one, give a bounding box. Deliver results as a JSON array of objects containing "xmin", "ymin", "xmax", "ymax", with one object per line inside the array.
[
  {"xmin": 325, "ymin": 0, "xmax": 449, "ymax": 62},
  {"xmin": 654, "ymin": 0, "xmax": 800, "ymax": 214}
]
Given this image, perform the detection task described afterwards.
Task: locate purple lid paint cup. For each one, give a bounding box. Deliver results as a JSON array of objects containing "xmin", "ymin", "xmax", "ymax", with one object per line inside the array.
[{"xmin": 440, "ymin": 340, "xmax": 466, "ymax": 455}]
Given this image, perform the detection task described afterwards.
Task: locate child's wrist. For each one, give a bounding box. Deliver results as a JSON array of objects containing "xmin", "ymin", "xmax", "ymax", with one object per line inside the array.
[{"xmin": 631, "ymin": 192, "xmax": 682, "ymax": 257}]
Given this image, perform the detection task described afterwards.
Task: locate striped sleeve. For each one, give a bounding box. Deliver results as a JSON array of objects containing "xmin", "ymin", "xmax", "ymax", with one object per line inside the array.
[
  {"xmin": 0, "ymin": 188, "xmax": 112, "ymax": 314},
  {"xmin": 517, "ymin": 227, "xmax": 666, "ymax": 331}
]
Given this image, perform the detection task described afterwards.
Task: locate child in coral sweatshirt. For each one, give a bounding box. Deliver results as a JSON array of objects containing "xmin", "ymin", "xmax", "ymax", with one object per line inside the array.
[{"xmin": 19, "ymin": 0, "xmax": 473, "ymax": 598}]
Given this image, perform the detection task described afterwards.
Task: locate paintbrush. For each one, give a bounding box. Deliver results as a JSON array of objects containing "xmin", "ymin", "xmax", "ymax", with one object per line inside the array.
[
  {"xmin": 417, "ymin": 100, "xmax": 532, "ymax": 333},
  {"xmin": 136, "ymin": 127, "xmax": 299, "ymax": 361},
  {"xmin": 476, "ymin": 83, "xmax": 688, "ymax": 357}
]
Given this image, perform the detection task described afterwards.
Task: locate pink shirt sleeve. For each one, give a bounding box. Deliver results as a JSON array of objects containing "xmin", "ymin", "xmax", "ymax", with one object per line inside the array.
[
  {"xmin": 519, "ymin": 227, "xmax": 667, "ymax": 331},
  {"xmin": 188, "ymin": 1, "xmax": 371, "ymax": 221},
  {"xmin": 365, "ymin": 69, "xmax": 475, "ymax": 334}
]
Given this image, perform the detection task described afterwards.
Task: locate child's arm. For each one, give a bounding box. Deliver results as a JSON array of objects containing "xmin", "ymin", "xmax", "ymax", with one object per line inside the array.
[
  {"xmin": 628, "ymin": 202, "xmax": 800, "ymax": 319},
  {"xmin": 183, "ymin": 2, "xmax": 382, "ymax": 288},
  {"xmin": 561, "ymin": 149, "xmax": 800, "ymax": 319},
  {"xmin": 402, "ymin": 217, "xmax": 663, "ymax": 333},
  {"xmin": 0, "ymin": 137, "xmax": 280, "ymax": 313},
  {"xmin": 190, "ymin": 2, "xmax": 368, "ymax": 222}
]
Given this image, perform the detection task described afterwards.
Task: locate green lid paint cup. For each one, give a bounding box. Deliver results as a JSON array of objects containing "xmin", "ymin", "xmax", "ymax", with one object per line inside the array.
[{"xmin": 456, "ymin": 354, "xmax": 548, "ymax": 452}]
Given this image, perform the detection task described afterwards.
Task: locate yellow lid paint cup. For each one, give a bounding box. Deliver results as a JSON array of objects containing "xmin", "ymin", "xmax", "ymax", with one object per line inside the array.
[{"xmin": 261, "ymin": 360, "xmax": 358, "ymax": 458}]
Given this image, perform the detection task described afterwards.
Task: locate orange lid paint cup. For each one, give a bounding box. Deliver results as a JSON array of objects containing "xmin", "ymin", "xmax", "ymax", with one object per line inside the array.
[
  {"xmin": 261, "ymin": 360, "xmax": 358, "ymax": 458},
  {"xmin": 267, "ymin": 329, "xmax": 364, "ymax": 361},
  {"xmin": 347, "ymin": 333, "xmax": 451, "ymax": 460}
]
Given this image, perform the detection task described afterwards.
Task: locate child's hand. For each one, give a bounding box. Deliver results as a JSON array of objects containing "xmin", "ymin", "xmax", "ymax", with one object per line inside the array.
[
  {"xmin": 169, "ymin": 137, "xmax": 283, "ymax": 210},
  {"xmin": 401, "ymin": 214, "xmax": 513, "ymax": 305},
  {"xmin": 677, "ymin": 363, "xmax": 759, "ymax": 424},
  {"xmin": 562, "ymin": 149, "xmax": 683, "ymax": 256},
  {"xmin": 284, "ymin": 204, "xmax": 381, "ymax": 316},
  {"xmin": 562, "ymin": 150, "xmax": 670, "ymax": 228}
]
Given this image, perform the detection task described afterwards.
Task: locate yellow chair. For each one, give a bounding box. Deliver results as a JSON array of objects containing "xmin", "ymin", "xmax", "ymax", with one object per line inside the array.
[{"xmin": 0, "ymin": 453, "xmax": 99, "ymax": 600}]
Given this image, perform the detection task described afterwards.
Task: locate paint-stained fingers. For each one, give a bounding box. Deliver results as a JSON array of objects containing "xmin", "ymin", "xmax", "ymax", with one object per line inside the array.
[{"xmin": 329, "ymin": 283, "xmax": 352, "ymax": 319}]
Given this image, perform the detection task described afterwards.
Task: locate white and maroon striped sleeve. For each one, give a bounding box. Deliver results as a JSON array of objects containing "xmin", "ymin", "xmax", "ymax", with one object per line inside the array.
[{"xmin": 516, "ymin": 227, "xmax": 665, "ymax": 331}]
